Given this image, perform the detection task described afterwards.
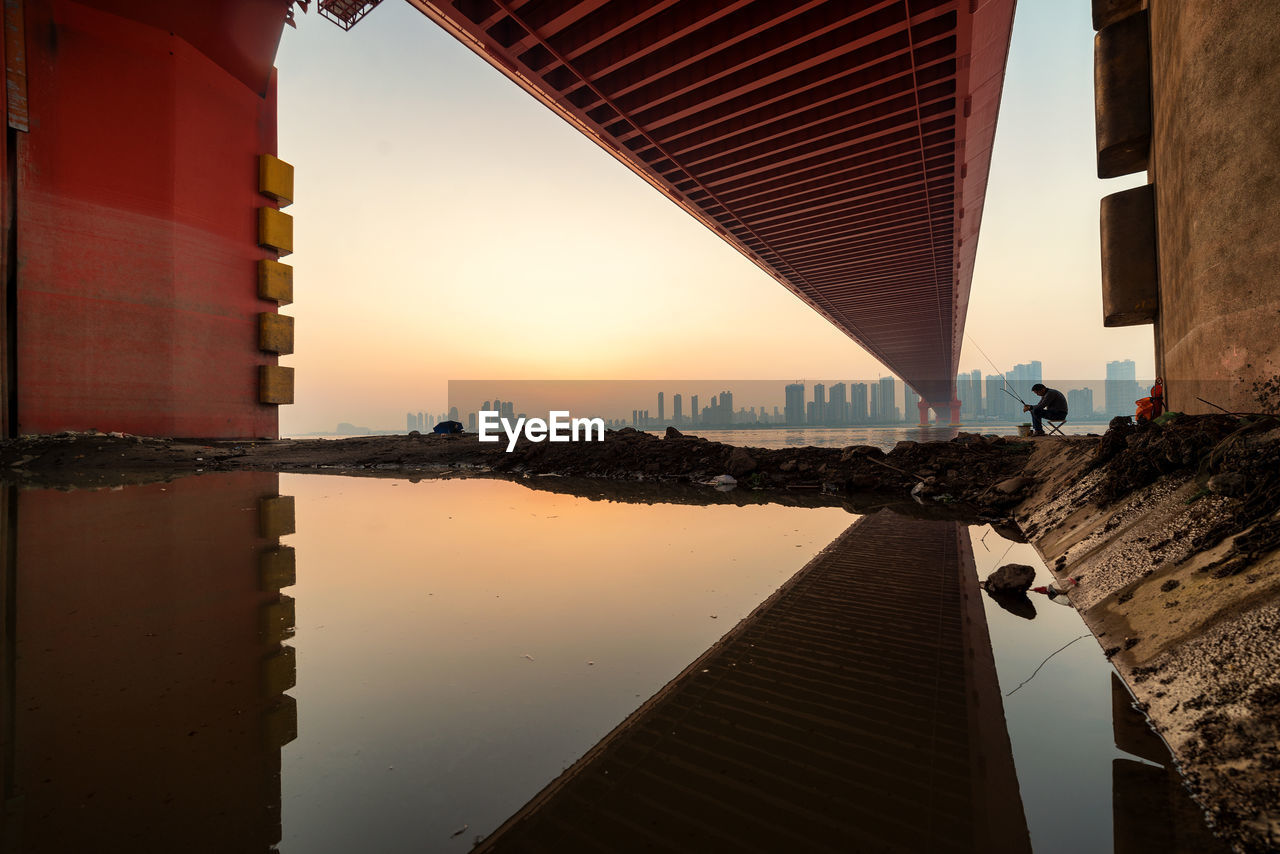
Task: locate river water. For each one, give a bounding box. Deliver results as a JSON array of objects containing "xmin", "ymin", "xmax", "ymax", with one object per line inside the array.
[{"xmin": 1, "ymin": 472, "xmax": 1217, "ymax": 853}]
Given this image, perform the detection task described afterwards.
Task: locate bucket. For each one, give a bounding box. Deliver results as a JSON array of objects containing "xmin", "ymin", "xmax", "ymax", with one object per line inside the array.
[{"xmin": 1017, "ymin": 424, "xmax": 1032, "ymax": 437}]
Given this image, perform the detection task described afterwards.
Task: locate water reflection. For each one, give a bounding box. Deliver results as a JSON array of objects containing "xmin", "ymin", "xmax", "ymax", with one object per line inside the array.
[
  {"xmin": 477, "ymin": 511, "xmax": 1032, "ymax": 852},
  {"xmin": 2, "ymin": 475, "xmax": 296, "ymax": 854},
  {"xmin": 0, "ymin": 473, "xmax": 1223, "ymax": 853}
]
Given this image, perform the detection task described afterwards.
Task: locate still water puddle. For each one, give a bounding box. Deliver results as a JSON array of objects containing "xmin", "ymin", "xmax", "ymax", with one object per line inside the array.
[{"xmin": 1, "ymin": 473, "xmax": 1214, "ymax": 852}]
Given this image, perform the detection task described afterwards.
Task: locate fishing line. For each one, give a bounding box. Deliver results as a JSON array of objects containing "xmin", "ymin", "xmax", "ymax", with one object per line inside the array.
[
  {"xmin": 967, "ymin": 336, "xmax": 1030, "ymax": 407},
  {"xmin": 1005, "ymin": 634, "xmax": 1090, "ymax": 697}
]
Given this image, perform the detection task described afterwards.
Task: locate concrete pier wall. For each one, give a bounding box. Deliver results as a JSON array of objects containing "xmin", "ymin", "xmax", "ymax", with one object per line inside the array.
[
  {"xmin": 1096, "ymin": 1, "xmax": 1280, "ymax": 414},
  {"xmin": 2, "ymin": 0, "xmax": 292, "ymax": 439}
]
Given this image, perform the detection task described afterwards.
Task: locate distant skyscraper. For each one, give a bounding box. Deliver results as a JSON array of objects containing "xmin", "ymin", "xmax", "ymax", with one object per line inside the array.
[
  {"xmin": 784, "ymin": 383, "xmax": 805, "ymax": 425},
  {"xmin": 658, "ymin": 392, "xmax": 665, "ymax": 424},
  {"xmin": 828, "ymin": 383, "xmax": 847, "ymax": 425},
  {"xmin": 869, "ymin": 382, "xmax": 880, "ymax": 423},
  {"xmin": 690, "ymin": 394, "xmax": 699, "ymax": 425},
  {"xmin": 1009, "ymin": 361, "xmax": 1043, "ymax": 415},
  {"xmin": 878, "ymin": 376, "xmax": 897, "ymax": 423},
  {"xmin": 985, "ymin": 374, "xmax": 1010, "ymax": 421},
  {"xmin": 850, "ymin": 383, "xmax": 868, "ymax": 424},
  {"xmin": 1106, "ymin": 359, "xmax": 1138, "ymax": 416},
  {"xmin": 969, "ymin": 368, "xmax": 983, "ymax": 417},
  {"xmin": 903, "ymin": 385, "xmax": 920, "ymax": 423},
  {"xmin": 449, "ymin": 405, "xmax": 460, "ymax": 422},
  {"xmin": 811, "ymin": 383, "xmax": 826, "ymax": 425},
  {"xmin": 673, "ymin": 393, "xmax": 683, "ymax": 423},
  {"xmin": 1067, "ymin": 387, "xmax": 1094, "ymax": 419}
]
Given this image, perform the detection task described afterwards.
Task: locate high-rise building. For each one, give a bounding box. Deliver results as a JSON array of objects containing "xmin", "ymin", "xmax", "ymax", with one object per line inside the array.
[
  {"xmin": 690, "ymin": 394, "xmax": 699, "ymax": 425},
  {"xmin": 828, "ymin": 383, "xmax": 847, "ymax": 425},
  {"xmin": 673, "ymin": 393, "xmax": 683, "ymax": 423},
  {"xmin": 1009, "ymin": 361, "xmax": 1043, "ymax": 414},
  {"xmin": 658, "ymin": 392, "xmax": 665, "ymax": 424},
  {"xmin": 869, "ymin": 382, "xmax": 880, "ymax": 423},
  {"xmin": 849, "ymin": 383, "xmax": 868, "ymax": 424},
  {"xmin": 985, "ymin": 374, "xmax": 1010, "ymax": 421},
  {"xmin": 449, "ymin": 405, "xmax": 460, "ymax": 422},
  {"xmin": 784, "ymin": 383, "xmax": 805, "ymax": 425},
  {"xmin": 969, "ymin": 368, "xmax": 983, "ymax": 417},
  {"xmin": 903, "ymin": 384, "xmax": 920, "ymax": 423},
  {"xmin": 811, "ymin": 383, "xmax": 826, "ymax": 425},
  {"xmin": 1067, "ymin": 387, "xmax": 1094, "ymax": 419},
  {"xmin": 1106, "ymin": 359, "xmax": 1138, "ymax": 416},
  {"xmin": 878, "ymin": 376, "xmax": 897, "ymax": 423}
]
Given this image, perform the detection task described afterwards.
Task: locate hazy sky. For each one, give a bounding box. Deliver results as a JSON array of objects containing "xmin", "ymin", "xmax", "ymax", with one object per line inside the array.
[{"xmin": 275, "ymin": 0, "xmax": 1152, "ymax": 433}]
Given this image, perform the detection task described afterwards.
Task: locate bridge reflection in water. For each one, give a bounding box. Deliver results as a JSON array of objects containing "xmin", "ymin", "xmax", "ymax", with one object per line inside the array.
[
  {"xmin": 0, "ymin": 474, "xmax": 1223, "ymax": 852},
  {"xmin": 477, "ymin": 511, "xmax": 1030, "ymax": 853}
]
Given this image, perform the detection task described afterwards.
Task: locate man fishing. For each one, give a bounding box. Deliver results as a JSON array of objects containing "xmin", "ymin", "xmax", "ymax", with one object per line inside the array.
[{"xmin": 1023, "ymin": 383, "xmax": 1068, "ymax": 436}]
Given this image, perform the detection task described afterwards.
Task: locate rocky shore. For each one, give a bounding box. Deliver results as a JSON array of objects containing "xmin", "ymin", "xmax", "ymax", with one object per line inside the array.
[{"xmin": 3, "ymin": 415, "xmax": 1278, "ymax": 851}]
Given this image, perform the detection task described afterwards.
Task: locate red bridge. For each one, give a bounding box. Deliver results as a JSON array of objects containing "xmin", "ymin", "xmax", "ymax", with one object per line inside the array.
[{"xmin": 0, "ymin": 0, "xmax": 1014, "ymax": 437}]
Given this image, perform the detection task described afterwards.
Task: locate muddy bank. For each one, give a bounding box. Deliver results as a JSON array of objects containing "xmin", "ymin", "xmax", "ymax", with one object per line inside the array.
[{"xmin": 1015, "ymin": 415, "xmax": 1280, "ymax": 853}]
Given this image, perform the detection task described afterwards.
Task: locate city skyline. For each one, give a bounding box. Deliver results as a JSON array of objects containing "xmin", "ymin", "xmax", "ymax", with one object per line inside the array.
[{"xmin": 335, "ymin": 359, "xmax": 1151, "ymax": 435}]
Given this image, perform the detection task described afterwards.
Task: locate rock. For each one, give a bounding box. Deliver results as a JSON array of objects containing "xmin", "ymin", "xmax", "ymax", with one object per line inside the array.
[
  {"xmin": 994, "ymin": 475, "xmax": 1030, "ymax": 495},
  {"xmin": 1208, "ymin": 472, "xmax": 1246, "ymax": 497},
  {"xmin": 986, "ymin": 591, "xmax": 1037, "ymax": 620},
  {"xmin": 725, "ymin": 447, "xmax": 757, "ymax": 477},
  {"xmin": 982, "ymin": 563, "xmax": 1036, "ymax": 594},
  {"xmin": 664, "ymin": 426, "xmax": 684, "ymax": 439},
  {"xmin": 840, "ymin": 445, "xmax": 884, "ymax": 462},
  {"xmin": 709, "ymin": 474, "xmax": 736, "ymax": 486},
  {"xmin": 407, "ymin": 430, "xmax": 421, "ymax": 437},
  {"xmin": 779, "ymin": 459, "xmax": 797, "ymax": 472}
]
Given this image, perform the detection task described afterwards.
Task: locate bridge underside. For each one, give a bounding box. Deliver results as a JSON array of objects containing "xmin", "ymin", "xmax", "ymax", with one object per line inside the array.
[{"xmin": 409, "ymin": 0, "xmax": 1015, "ymax": 407}]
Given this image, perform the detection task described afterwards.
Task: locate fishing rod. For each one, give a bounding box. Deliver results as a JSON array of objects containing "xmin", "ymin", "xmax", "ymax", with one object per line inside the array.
[{"xmin": 967, "ymin": 336, "xmax": 1030, "ymax": 408}]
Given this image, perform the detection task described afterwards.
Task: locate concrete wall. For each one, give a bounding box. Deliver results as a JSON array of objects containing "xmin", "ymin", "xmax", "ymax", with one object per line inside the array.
[
  {"xmin": 5, "ymin": 0, "xmax": 291, "ymax": 438},
  {"xmin": 1147, "ymin": 1, "xmax": 1280, "ymax": 413}
]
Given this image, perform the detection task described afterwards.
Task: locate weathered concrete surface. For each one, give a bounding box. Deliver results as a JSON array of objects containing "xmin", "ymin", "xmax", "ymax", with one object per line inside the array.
[
  {"xmin": 1148, "ymin": 1, "xmax": 1280, "ymax": 414},
  {"xmin": 1015, "ymin": 417, "xmax": 1280, "ymax": 852}
]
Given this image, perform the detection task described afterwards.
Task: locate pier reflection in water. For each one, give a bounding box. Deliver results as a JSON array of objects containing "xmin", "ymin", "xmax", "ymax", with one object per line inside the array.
[
  {"xmin": 0, "ymin": 474, "xmax": 1221, "ymax": 852},
  {"xmin": 1, "ymin": 474, "xmax": 297, "ymax": 854}
]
